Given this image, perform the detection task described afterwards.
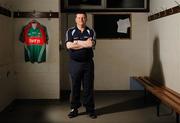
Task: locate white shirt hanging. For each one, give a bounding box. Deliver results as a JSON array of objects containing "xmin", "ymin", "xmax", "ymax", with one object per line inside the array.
[{"xmin": 117, "ymin": 18, "xmax": 130, "ymax": 33}]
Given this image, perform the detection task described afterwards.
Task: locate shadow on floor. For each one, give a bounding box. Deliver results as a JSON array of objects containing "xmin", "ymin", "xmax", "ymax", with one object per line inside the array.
[
  {"xmin": 0, "ymin": 94, "xmax": 157, "ymax": 122},
  {"xmin": 95, "ymin": 97, "xmax": 156, "ymax": 116},
  {"xmin": 0, "ymin": 100, "xmax": 61, "ymax": 123}
]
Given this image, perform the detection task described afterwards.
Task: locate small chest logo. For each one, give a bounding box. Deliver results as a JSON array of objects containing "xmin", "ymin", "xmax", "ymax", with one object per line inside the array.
[
  {"xmin": 84, "ymin": 36, "xmax": 89, "ymax": 39},
  {"xmin": 73, "ymin": 37, "xmax": 79, "ymax": 40}
]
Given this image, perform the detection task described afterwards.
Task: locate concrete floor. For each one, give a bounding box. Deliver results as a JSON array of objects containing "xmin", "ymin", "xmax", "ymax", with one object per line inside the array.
[{"xmin": 0, "ymin": 91, "xmax": 176, "ymax": 123}]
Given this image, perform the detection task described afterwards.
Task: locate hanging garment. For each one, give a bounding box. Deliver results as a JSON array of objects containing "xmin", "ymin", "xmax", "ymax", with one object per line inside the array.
[
  {"xmin": 117, "ymin": 18, "xmax": 131, "ymax": 33},
  {"xmin": 19, "ymin": 20, "xmax": 49, "ymax": 63}
]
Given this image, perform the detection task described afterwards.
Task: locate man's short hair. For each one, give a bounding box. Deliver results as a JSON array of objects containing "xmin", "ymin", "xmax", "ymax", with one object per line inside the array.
[{"xmin": 75, "ymin": 10, "xmax": 87, "ymax": 17}]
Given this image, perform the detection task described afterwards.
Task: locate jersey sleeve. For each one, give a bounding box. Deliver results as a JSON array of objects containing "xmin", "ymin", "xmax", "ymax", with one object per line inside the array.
[
  {"xmin": 19, "ymin": 26, "xmax": 25, "ymax": 43},
  {"xmin": 90, "ymin": 28, "xmax": 96, "ymax": 48},
  {"xmin": 42, "ymin": 25, "xmax": 49, "ymax": 44},
  {"xmin": 65, "ymin": 29, "xmax": 73, "ymax": 43},
  {"xmin": 65, "ymin": 29, "xmax": 73, "ymax": 49}
]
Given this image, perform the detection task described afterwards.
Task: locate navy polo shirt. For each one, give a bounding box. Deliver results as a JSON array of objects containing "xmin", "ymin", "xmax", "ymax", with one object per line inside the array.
[{"xmin": 65, "ymin": 26, "xmax": 96, "ymax": 62}]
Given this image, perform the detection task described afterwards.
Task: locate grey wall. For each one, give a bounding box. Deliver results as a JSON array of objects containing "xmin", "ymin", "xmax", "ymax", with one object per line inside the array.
[
  {"xmin": 149, "ymin": 0, "xmax": 180, "ymax": 93},
  {"xmin": 0, "ymin": 0, "xmax": 15, "ymax": 111}
]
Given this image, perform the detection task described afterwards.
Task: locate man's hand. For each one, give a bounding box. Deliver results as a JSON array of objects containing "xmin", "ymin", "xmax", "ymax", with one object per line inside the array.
[{"xmin": 86, "ymin": 38, "xmax": 93, "ymax": 47}]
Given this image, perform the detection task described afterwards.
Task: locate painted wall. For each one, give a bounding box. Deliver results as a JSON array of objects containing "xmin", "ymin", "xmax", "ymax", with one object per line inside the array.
[
  {"xmin": 149, "ymin": 0, "xmax": 180, "ymax": 93},
  {"xmin": 94, "ymin": 13, "xmax": 149, "ymax": 90},
  {"xmin": 12, "ymin": 0, "xmax": 60, "ymax": 99},
  {"xmin": 0, "ymin": 0, "xmax": 15, "ymax": 111},
  {"xmin": 61, "ymin": 13, "xmax": 150, "ymax": 90}
]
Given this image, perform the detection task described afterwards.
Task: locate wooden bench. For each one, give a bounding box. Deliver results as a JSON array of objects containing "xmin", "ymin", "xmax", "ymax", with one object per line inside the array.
[{"xmin": 132, "ymin": 76, "xmax": 180, "ymax": 123}]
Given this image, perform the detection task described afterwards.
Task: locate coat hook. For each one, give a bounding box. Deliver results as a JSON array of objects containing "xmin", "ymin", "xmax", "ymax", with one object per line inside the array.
[
  {"xmin": 49, "ymin": 10, "xmax": 52, "ymax": 17},
  {"xmin": 17, "ymin": 9, "xmax": 20, "ymax": 17},
  {"xmin": 155, "ymin": 9, "xmax": 161, "ymax": 17},
  {"xmin": 170, "ymin": 8, "xmax": 174, "ymax": 13},
  {"xmin": 161, "ymin": 7, "xmax": 166, "ymax": 12},
  {"xmin": 48, "ymin": 10, "xmax": 52, "ymax": 20},
  {"xmin": 158, "ymin": 11, "xmax": 161, "ymax": 17},
  {"xmin": 32, "ymin": 10, "xmax": 37, "ymax": 18},
  {"xmin": 151, "ymin": 12, "xmax": 156, "ymax": 19},
  {"xmin": 175, "ymin": 1, "xmax": 180, "ymax": 7},
  {"xmin": 161, "ymin": 7, "xmax": 167, "ymax": 15},
  {"xmin": 164, "ymin": 8, "xmax": 167, "ymax": 15}
]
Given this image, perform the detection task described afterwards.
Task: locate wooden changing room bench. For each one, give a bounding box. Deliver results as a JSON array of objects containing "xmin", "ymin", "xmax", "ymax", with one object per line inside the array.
[{"xmin": 132, "ymin": 76, "xmax": 180, "ymax": 123}]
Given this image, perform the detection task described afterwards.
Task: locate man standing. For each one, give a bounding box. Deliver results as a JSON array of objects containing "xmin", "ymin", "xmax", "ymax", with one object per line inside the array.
[{"xmin": 65, "ymin": 11, "xmax": 97, "ymax": 119}]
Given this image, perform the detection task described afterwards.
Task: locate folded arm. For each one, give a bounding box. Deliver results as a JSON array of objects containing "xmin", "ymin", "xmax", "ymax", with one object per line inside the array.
[
  {"xmin": 66, "ymin": 38, "xmax": 95, "ymax": 50},
  {"xmin": 66, "ymin": 41, "xmax": 84, "ymax": 50},
  {"xmin": 78, "ymin": 38, "xmax": 95, "ymax": 48}
]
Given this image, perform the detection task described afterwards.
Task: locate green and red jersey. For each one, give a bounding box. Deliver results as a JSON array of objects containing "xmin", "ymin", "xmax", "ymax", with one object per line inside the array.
[{"xmin": 19, "ymin": 20, "xmax": 49, "ymax": 63}]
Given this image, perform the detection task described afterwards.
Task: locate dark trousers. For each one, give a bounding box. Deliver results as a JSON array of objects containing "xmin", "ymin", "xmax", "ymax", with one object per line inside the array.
[{"xmin": 69, "ymin": 59, "xmax": 95, "ymax": 112}]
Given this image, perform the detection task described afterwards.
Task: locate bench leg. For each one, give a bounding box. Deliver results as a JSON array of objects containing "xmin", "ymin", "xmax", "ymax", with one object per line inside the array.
[
  {"xmin": 176, "ymin": 113, "xmax": 179, "ymax": 123},
  {"xmin": 156, "ymin": 102, "xmax": 160, "ymax": 117},
  {"xmin": 144, "ymin": 89, "xmax": 147, "ymax": 104}
]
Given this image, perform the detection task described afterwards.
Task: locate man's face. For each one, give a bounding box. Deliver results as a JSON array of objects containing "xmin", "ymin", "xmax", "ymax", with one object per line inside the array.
[{"xmin": 75, "ymin": 13, "xmax": 87, "ymax": 27}]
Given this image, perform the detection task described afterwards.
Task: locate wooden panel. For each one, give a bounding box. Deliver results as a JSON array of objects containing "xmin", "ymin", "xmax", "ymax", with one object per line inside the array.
[
  {"xmin": 148, "ymin": 6, "xmax": 180, "ymax": 21},
  {"xmin": 13, "ymin": 12, "xmax": 59, "ymax": 18},
  {"xmin": 0, "ymin": 6, "xmax": 11, "ymax": 17}
]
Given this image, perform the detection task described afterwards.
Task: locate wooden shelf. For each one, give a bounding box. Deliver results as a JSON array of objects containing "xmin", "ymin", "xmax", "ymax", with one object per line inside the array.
[
  {"xmin": 0, "ymin": 6, "xmax": 11, "ymax": 17},
  {"xmin": 148, "ymin": 6, "xmax": 180, "ymax": 21},
  {"xmin": 13, "ymin": 11, "xmax": 59, "ymax": 18}
]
